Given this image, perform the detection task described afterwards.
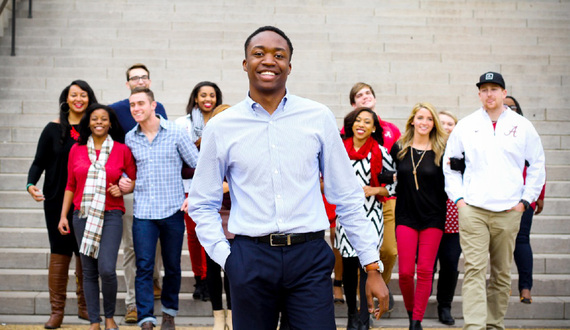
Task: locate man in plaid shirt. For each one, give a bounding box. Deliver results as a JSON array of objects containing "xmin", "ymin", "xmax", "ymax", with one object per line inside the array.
[{"xmin": 121, "ymin": 87, "xmax": 199, "ymax": 330}]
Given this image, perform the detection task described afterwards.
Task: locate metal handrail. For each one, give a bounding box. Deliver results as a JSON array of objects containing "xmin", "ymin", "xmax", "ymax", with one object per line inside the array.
[{"xmin": 0, "ymin": 0, "xmax": 33, "ymax": 56}]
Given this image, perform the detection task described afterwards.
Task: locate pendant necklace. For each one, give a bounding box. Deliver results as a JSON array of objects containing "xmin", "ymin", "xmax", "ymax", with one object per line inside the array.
[{"xmin": 410, "ymin": 142, "xmax": 429, "ymax": 190}]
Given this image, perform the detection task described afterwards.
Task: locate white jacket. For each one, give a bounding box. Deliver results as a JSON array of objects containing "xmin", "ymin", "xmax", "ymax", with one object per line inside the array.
[{"xmin": 443, "ymin": 107, "xmax": 545, "ymax": 212}]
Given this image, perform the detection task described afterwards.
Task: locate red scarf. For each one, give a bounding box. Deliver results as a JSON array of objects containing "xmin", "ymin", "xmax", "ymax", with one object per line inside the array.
[{"xmin": 343, "ymin": 137, "xmax": 385, "ymax": 202}]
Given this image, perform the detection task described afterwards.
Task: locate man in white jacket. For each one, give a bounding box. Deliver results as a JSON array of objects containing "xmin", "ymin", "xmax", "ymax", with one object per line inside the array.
[{"xmin": 443, "ymin": 72, "xmax": 545, "ymax": 330}]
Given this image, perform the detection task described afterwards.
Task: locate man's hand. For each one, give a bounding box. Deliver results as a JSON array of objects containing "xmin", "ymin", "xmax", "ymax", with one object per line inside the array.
[
  {"xmin": 180, "ymin": 198, "xmax": 189, "ymax": 213},
  {"xmin": 365, "ymin": 270, "xmax": 389, "ymax": 320},
  {"xmin": 118, "ymin": 177, "xmax": 134, "ymax": 194},
  {"xmin": 509, "ymin": 202, "xmax": 525, "ymax": 213}
]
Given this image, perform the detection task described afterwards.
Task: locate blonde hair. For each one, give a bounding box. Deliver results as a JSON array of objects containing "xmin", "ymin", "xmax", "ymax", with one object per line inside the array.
[
  {"xmin": 438, "ymin": 110, "xmax": 458, "ymax": 124},
  {"xmin": 212, "ymin": 104, "xmax": 231, "ymax": 118},
  {"xmin": 397, "ymin": 102, "xmax": 448, "ymax": 166}
]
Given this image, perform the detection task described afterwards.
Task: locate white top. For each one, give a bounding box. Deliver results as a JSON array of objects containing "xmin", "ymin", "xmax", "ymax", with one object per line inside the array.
[{"xmin": 443, "ymin": 107, "xmax": 546, "ymax": 212}]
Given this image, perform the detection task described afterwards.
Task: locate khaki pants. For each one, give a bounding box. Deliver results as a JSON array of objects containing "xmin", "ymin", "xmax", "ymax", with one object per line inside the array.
[
  {"xmin": 459, "ymin": 204, "xmax": 521, "ymax": 330},
  {"xmin": 380, "ymin": 198, "xmax": 397, "ymax": 284}
]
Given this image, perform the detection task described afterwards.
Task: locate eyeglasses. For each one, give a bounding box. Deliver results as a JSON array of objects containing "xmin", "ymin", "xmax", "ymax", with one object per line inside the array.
[
  {"xmin": 129, "ymin": 75, "xmax": 149, "ymax": 82},
  {"xmin": 506, "ymin": 105, "xmax": 518, "ymax": 110}
]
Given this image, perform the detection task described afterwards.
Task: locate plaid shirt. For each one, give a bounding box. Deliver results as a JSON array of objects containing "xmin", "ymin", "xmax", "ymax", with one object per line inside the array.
[{"xmin": 126, "ymin": 115, "xmax": 199, "ymax": 219}]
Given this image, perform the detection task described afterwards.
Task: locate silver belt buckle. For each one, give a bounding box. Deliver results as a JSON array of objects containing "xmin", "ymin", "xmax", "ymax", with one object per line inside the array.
[{"xmin": 270, "ymin": 234, "xmax": 290, "ymax": 246}]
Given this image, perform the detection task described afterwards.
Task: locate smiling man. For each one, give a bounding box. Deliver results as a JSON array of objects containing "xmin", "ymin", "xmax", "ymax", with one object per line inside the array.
[
  {"xmin": 443, "ymin": 72, "xmax": 545, "ymax": 330},
  {"xmin": 123, "ymin": 87, "xmax": 199, "ymax": 330},
  {"xmin": 109, "ymin": 63, "xmax": 168, "ymax": 324},
  {"xmin": 186, "ymin": 26, "xmax": 389, "ymax": 329}
]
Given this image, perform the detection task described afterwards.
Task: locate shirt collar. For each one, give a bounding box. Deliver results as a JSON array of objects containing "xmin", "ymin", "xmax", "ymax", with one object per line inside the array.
[
  {"xmin": 246, "ymin": 89, "xmax": 289, "ymax": 115},
  {"xmin": 134, "ymin": 114, "xmax": 167, "ymax": 135}
]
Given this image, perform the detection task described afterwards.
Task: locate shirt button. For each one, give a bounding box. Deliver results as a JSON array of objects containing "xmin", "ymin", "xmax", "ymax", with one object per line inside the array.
[
  {"xmin": 278, "ymin": 218, "xmax": 283, "ymax": 223},
  {"xmin": 276, "ymin": 194, "xmax": 281, "ymax": 199},
  {"xmin": 272, "ymin": 144, "xmax": 276, "ymax": 148},
  {"xmin": 274, "ymin": 170, "xmax": 279, "ymax": 174},
  {"xmin": 269, "ymin": 121, "xmax": 273, "ymax": 125}
]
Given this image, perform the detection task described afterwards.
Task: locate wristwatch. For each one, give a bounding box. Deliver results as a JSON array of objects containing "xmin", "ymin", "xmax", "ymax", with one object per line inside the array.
[
  {"xmin": 519, "ymin": 199, "xmax": 530, "ymax": 211},
  {"xmin": 364, "ymin": 260, "xmax": 384, "ymax": 273}
]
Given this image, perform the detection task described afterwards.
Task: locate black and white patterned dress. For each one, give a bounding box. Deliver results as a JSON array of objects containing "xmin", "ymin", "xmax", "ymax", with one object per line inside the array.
[{"xmin": 334, "ymin": 145, "xmax": 396, "ymax": 258}]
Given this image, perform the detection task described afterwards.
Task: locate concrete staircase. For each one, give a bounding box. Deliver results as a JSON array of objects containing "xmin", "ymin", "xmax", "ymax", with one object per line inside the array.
[{"xmin": 0, "ymin": 0, "xmax": 569, "ymax": 327}]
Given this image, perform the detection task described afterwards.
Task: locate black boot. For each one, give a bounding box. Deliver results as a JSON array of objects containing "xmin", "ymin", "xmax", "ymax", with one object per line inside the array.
[
  {"xmin": 347, "ymin": 313, "xmax": 359, "ymax": 330},
  {"xmin": 407, "ymin": 310, "xmax": 413, "ymax": 322},
  {"xmin": 356, "ymin": 318, "xmax": 369, "ymax": 330},
  {"xmin": 200, "ymin": 277, "xmax": 210, "ymax": 301},
  {"xmin": 438, "ymin": 306, "xmax": 455, "ymax": 325},
  {"xmin": 192, "ymin": 276, "xmax": 203, "ymax": 300},
  {"xmin": 410, "ymin": 319, "xmax": 423, "ymax": 330}
]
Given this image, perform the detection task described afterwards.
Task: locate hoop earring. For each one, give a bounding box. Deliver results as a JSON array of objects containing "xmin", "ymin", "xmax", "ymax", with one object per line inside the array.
[{"xmin": 60, "ymin": 102, "xmax": 70, "ymax": 113}]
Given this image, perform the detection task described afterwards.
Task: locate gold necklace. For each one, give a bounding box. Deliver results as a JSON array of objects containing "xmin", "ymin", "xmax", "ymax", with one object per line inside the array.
[{"xmin": 410, "ymin": 142, "xmax": 429, "ymax": 190}]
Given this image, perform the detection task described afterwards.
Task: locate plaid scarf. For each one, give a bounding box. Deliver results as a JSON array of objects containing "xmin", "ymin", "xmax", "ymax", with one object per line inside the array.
[{"xmin": 79, "ymin": 135, "xmax": 113, "ymax": 258}]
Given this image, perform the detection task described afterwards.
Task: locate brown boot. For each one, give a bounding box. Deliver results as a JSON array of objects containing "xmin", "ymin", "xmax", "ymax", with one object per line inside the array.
[
  {"xmin": 75, "ymin": 255, "xmax": 89, "ymax": 320},
  {"xmin": 44, "ymin": 254, "xmax": 72, "ymax": 329}
]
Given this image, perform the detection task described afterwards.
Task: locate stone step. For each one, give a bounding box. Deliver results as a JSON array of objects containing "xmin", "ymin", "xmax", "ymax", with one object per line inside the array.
[
  {"xmin": 1, "ymin": 224, "xmax": 569, "ymax": 254},
  {"xmin": 0, "ymin": 290, "xmax": 567, "ymax": 321},
  {"xmin": 1, "ymin": 243, "xmax": 568, "ymax": 277}
]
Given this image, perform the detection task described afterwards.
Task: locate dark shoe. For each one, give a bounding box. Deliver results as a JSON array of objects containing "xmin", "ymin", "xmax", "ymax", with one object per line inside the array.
[
  {"xmin": 438, "ymin": 306, "xmax": 455, "ymax": 325},
  {"xmin": 333, "ymin": 279, "xmax": 345, "ymax": 304},
  {"xmin": 520, "ymin": 289, "xmax": 532, "ymax": 304},
  {"xmin": 347, "ymin": 313, "xmax": 359, "ymax": 330},
  {"xmin": 200, "ymin": 279, "xmax": 210, "ymax": 302},
  {"xmin": 44, "ymin": 254, "xmax": 72, "ymax": 329},
  {"xmin": 192, "ymin": 276, "xmax": 203, "ymax": 300},
  {"xmin": 75, "ymin": 256, "xmax": 89, "ymax": 320},
  {"xmin": 141, "ymin": 321, "xmax": 154, "ymax": 330},
  {"xmin": 410, "ymin": 319, "xmax": 423, "ymax": 330},
  {"xmin": 356, "ymin": 317, "xmax": 369, "ymax": 330},
  {"xmin": 407, "ymin": 310, "xmax": 413, "ymax": 322},
  {"xmin": 161, "ymin": 312, "xmax": 175, "ymax": 330}
]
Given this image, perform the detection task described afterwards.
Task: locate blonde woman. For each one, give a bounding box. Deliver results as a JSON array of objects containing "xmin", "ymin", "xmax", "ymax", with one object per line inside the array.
[{"xmin": 390, "ymin": 103, "xmax": 448, "ymax": 330}]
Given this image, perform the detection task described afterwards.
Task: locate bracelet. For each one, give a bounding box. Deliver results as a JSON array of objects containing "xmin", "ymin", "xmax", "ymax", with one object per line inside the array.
[
  {"xmin": 455, "ymin": 197, "xmax": 464, "ymax": 204},
  {"xmin": 26, "ymin": 183, "xmax": 34, "ymax": 191}
]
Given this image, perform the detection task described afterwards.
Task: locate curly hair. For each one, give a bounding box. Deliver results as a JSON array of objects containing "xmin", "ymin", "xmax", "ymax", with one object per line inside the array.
[{"xmin": 78, "ymin": 103, "xmax": 125, "ymax": 145}]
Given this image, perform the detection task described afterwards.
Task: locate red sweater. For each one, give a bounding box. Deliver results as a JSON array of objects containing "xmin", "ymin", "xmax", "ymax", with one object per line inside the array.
[{"xmin": 66, "ymin": 142, "xmax": 137, "ymax": 213}]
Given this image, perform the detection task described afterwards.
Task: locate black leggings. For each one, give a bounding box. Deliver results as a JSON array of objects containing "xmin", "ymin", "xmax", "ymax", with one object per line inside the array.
[
  {"xmin": 342, "ymin": 256, "xmax": 369, "ymax": 324},
  {"xmin": 45, "ymin": 201, "xmax": 79, "ymax": 255},
  {"xmin": 206, "ymin": 253, "xmax": 231, "ymax": 310}
]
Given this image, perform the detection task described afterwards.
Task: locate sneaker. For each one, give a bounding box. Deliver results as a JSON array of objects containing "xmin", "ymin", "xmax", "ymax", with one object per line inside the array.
[
  {"xmin": 125, "ymin": 304, "xmax": 138, "ymax": 324},
  {"xmin": 161, "ymin": 312, "xmax": 175, "ymax": 330}
]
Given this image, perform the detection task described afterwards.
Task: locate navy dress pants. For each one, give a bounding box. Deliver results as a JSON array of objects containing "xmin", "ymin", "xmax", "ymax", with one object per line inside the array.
[{"xmin": 225, "ymin": 236, "xmax": 336, "ymax": 330}]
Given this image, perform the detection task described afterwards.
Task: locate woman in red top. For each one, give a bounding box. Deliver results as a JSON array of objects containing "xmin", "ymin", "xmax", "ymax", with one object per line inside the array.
[{"xmin": 58, "ymin": 104, "xmax": 136, "ymax": 330}]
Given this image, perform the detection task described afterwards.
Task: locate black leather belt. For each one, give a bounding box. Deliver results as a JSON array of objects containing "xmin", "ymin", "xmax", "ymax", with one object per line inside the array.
[{"xmin": 239, "ymin": 230, "xmax": 325, "ymax": 247}]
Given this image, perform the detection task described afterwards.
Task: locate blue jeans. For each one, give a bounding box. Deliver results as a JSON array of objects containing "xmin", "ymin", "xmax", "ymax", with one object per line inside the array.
[
  {"xmin": 133, "ymin": 211, "xmax": 185, "ymax": 326},
  {"xmin": 514, "ymin": 207, "xmax": 534, "ymax": 292},
  {"xmin": 73, "ymin": 210, "xmax": 123, "ymax": 323}
]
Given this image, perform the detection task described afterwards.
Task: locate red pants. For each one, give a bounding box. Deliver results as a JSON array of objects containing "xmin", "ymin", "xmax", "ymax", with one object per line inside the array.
[
  {"xmin": 396, "ymin": 225, "xmax": 443, "ymax": 321},
  {"xmin": 184, "ymin": 198, "xmax": 207, "ymax": 279}
]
